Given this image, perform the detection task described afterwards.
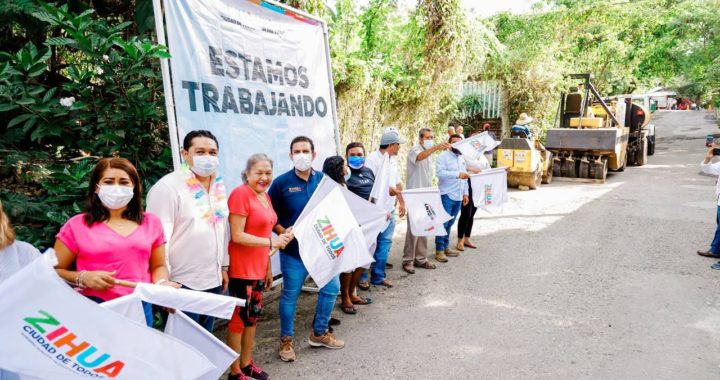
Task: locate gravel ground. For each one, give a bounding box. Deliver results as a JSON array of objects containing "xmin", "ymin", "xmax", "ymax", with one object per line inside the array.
[{"xmin": 215, "ymin": 110, "xmax": 720, "ymax": 379}]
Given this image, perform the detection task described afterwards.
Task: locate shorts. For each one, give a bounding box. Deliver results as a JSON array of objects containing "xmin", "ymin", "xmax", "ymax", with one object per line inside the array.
[{"xmin": 228, "ymin": 278, "xmax": 265, "ymax": 333}]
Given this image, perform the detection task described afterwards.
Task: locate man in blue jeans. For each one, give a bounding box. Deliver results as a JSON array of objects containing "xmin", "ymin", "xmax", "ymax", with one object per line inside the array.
[
  {"xmin": 268, "ymin": 136, "xmax": 345, "ymax": 363},
  {"xmin": 362, "ymin": 127, "xmax": 407, "ymax": 288},
  {"xmin": 435, "ymin": 134, "xmax": 470, "ymax": 261},
  {"xmin": 698, "ymin": 143, "xmax": 720, "ymax": 269}
]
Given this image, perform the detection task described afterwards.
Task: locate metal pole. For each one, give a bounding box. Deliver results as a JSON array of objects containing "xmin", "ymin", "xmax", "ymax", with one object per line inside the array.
[
  {"xmin": 321, "ymin": 21, "xmax": 342, "ymax": 155},
  {"xmin": 152, "ymin": 0, "xmax": 182, "ymax": 170}
]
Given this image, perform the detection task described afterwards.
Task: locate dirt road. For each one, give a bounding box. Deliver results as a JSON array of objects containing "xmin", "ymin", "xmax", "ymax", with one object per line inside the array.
[{"xmin": 219, "ymin": 110, "xmax": 720, "ymax": 379}]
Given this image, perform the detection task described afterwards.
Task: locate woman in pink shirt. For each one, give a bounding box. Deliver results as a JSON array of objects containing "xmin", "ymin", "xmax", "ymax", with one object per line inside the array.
[{"xmin": 54, "ymin": 158, "xmax": 177, "ymax": 326}]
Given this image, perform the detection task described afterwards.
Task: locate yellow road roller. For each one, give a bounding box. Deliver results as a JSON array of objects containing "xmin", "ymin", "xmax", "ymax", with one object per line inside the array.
[{"xmin": 496, "ymin": 136, "xmax": 553, "ymax": 190}]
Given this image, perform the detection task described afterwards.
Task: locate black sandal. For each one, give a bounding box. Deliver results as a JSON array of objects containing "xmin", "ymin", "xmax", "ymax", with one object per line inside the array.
[
  {"xmin": 352, "ymin": 296, "xmax": 373, "ymax": 305},
  {"xmin": 341, "ymin": 305, "xmax": 357, "ymax": 314}
]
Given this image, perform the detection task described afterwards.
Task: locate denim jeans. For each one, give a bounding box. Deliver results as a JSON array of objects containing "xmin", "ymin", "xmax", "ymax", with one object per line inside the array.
[
  {"xmin": 435, "ymin": 194, "xmax": 462, "ymax": 251},
  {"xmin": 279, "ymin": 253, "xmax": 340, "ymax": 337},
  {"xmin": 180, "ymin": 284, "xmax": 222, "ymax": 332},
  {"xmin": 360, "ymin": 213, "xmax": 396, "ymax": 284},
  {"xmin": 711, "ymin": 206, "xmax": 720, "ymax": 254}
]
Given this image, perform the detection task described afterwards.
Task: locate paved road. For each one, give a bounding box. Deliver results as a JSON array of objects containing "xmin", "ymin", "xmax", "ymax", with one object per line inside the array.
[{"xmin": 219, "ymin": 110, "xmax": 720, "ymax": 379}]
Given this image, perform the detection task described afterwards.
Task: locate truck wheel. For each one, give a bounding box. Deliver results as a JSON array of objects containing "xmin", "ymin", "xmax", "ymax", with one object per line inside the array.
[
  {"xmin": 647, "ymin": 135, "xmax": 655, "ymax": 156},
  {"xmin": 579, "ymin": 160, "xmax": 589, "ymax": 178},
  {"xmin": 564, "ymin": 158, "xmax": 577, "ymax": 178},
  {"xmin": 595, "ymin": 158, "xmax": 608, "ymax": 180},
  {"xmin": 553, "ymin": 158, "xmax": 562, "ymax": 178},
  {"xmin": 637, "ymin": 137, "xmax": 648, "ymax": 166}
]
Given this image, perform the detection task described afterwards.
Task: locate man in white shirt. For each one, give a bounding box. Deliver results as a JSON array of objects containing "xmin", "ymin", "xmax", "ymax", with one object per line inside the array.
[
  {"xmin": 402, "ymin": 128, "xmax": 450, "ymax": 274},
  {"xmin": 362, "ymin": 127, "xmax": 406, "ymax": 288},
  {"xmin": 147, "ymin": 130, "xmax": 229, "ymax": 331},
  {"xmin": 698, "ymin": 144, "xmax": 720, "ymax": 263}
]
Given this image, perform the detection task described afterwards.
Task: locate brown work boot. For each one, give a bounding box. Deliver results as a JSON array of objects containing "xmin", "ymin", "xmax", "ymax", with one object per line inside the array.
[
  {"xmin": 279, "ymin": 336, "xmax": 296, "ymax": 362},
  {"xmin": 435, "ymin": 250, "xmax": 448, "ymax": 262},
  {"xmin": 445, "ymin": 248, "xmax": 460, "ymax": 257},
  {"xmin": 309, "ymin": 331, "xmax": 345, "ymax": 349}
]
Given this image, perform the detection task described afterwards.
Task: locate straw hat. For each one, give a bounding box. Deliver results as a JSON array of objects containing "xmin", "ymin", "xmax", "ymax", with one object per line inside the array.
[{"xmin": 515, "ymin": 113, "xmax": 533, "ymax": 125}]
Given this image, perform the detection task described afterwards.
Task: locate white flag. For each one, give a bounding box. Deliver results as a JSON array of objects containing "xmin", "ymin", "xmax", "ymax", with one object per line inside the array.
[
  {"xmin": 339, "ymin": 183, "xmax": 388, "ymax": 254},
  {"xmin": 164, "ymin": 312, "xmax": 238, "ymax": 380},
  {"xmin": 103, "ymin": 296, "xmax": 238, "ymax": 380},
  {"xmin": 452, "ymin": 132, "xmax": 500, "ymax": 161},
  {"xmin": 0, "ymin": 256, "xmax": 213, "ymax": 380},
  {"xmin": 133, "ymin": 283, "xmax": 241, "ymax": 320},
  {"xmin": 368, "ymin": 152, "xmax": 392, "ymax": 212},
  {"xmin": 99, "ymin": 294, "xmax": 146, "ymax": 326},
  {"xmin": 402, "ymin": 187, "xmax": 452, "ymax": 236},
  {"xmin": 294, "ymin": 178, "xmax": 373, "ymax": 288},
  {"xmin": 470, "ymin": 168, "xmax": 509, "ymax": 212}
]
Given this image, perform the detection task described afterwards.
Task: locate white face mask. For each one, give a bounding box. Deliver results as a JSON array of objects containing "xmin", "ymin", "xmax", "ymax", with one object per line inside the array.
[
  {"xmin": 191, "ymin": 155, "xmax": 219, "ymax": 177},
  {"xmin": 422, "ymin": 140, "xmax": 435, "ymax": 149},
  {"xmin": 97, "ymin": 185, "xmax": 134, "ymax": 210},
  {"xmin": 292, "ymin": 153, "xmax": 313, "ymax": 171}
]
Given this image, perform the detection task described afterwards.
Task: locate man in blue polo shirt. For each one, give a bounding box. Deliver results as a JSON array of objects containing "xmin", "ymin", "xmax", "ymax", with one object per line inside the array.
[{"xmin": 269, "ymin": 136, "xmax": 345, "ymax": 363}]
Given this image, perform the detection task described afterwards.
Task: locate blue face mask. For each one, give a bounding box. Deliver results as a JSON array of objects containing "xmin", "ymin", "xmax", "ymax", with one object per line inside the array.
[{"xmin": 348, "ymin": 156, "xmax": 365, "ymax": 169}]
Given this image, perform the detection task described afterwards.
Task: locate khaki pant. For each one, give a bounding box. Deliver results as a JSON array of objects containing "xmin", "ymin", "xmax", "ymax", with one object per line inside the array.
[{"xmin": 403, "ymin": 222, "xmax": 428, "ymax": 264}]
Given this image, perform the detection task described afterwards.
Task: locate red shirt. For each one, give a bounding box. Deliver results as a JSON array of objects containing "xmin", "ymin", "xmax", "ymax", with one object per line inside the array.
[{"xmin": 227, "ymin": 184, "xmax": 278, "ymax": 280}]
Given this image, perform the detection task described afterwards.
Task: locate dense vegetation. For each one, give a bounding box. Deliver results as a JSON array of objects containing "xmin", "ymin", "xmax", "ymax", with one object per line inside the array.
[{"xmin": 1, "ymin": 0, "xmax": 718, "ymax": 247}]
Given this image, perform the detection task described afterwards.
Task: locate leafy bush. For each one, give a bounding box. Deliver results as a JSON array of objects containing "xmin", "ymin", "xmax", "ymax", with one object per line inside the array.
[{"xmin": 0, "ymin": 2, "xmax": 172, "ymax": 249}]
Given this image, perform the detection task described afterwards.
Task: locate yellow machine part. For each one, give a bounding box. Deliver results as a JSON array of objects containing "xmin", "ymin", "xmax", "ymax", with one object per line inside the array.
[
  {"xmin": 497, "ymin": 148, "xmax": 533, "ymax": 172},
  {"xmin": 569, "ymin": 117, "xmax": 605, "ymax": 128},
  {"xmin": 590, "ymin": 104, "xmax": 609, "ymax": 117}
]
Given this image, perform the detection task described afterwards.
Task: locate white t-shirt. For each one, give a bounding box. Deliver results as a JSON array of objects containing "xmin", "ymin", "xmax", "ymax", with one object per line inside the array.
[
  {"xmin": 146, "ymin": 170, "xmax": 229, "ymax": 290},
  {"xmin": 0, "ymin": 240, "xmax": 40, "ymax": 284}
]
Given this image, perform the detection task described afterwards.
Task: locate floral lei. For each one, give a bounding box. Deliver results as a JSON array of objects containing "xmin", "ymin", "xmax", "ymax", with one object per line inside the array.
[{"xmin": 182, "ymin": 164, "xmax": 229, "ymax": 224}]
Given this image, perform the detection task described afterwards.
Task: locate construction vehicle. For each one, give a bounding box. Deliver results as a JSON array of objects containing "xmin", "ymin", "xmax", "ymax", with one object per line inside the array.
[
  {"xmin": 606, "ymin": 93, "xmax": 655, "ymax": 157},
  {"xmin": 545, "ymin": 74, "xmax": 651, "ymax": 182},
  {"xmin": 496, "ymin": 130, "xmax": 553, "ymax": 190}
]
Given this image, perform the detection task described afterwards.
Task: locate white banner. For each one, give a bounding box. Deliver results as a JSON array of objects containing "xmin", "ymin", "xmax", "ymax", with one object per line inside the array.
[
  {"xmin": 162, "ymin": 0, "xmax": 339, "ymax": 189},
  {"xmin": 402, "ymin": 187, "xmax": 452, "ymax": 236},
  {"xmin": 294, "ymin": 178, "xmax": 373, "ymax": 288},
  {"xmin": 470, "ymin": 168, "xmax": 508, "ymax": 212},
  {"xmin": 452, "ymin": 132, "xmax": 500, "ymax": 161},
  {"xmin": 0, "ymin": 256, "xmax": 213, "ymax": 380}
]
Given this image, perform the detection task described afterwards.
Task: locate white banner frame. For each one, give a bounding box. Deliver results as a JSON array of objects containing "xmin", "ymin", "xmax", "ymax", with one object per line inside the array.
[{"xmin": 152, "ymin": 0, "xmax": 342, "ymax": 172}]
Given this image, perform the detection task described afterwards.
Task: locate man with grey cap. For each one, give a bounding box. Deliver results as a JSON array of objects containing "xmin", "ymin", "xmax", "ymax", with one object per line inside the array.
[{"xmin": 360, "ymin": 127, "xmax": 406, "ymax": 288}]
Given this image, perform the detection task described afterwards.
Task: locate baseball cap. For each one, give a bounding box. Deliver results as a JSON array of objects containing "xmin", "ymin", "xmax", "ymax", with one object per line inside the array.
[{"xmin": 380, "ymin": 127, "xmax": 406, "ymax": 145}]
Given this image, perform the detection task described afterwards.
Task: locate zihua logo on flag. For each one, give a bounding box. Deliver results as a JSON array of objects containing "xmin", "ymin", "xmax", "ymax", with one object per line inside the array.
[
  {"xmin": 313, "ymin": 215, "xmax": 345, "ymax": 259},
  {"xmin": 424, "ymin": 203, "xmax": 437, "ymax": 232},
  {"xmin": 484, "ymin": 184, "xmax": 493, "ymax": 206},
  {"xmin": 21, "ymin": 310, "xmax": 125, "ymax": 378}
]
